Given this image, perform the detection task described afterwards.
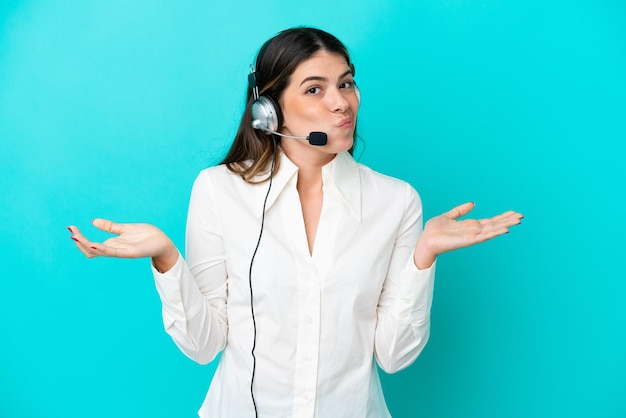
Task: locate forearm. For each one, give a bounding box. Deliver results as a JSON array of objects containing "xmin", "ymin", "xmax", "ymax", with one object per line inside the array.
[
  {"xmin": 165, "ymin": 295, "xmax": 228, "ymax": 365},
  {"xmin": 153, "ymin": 256, "xmax": 228, "ymax": 364},
  {"xmin": 374, "ymin": 258, "xmax": 436, "ymax": 373}
]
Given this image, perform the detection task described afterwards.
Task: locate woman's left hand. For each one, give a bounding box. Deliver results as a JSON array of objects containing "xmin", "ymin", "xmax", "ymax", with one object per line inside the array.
[{"xmin": 413, "ymin": 202, "xmax": 523, "ymax": 269}]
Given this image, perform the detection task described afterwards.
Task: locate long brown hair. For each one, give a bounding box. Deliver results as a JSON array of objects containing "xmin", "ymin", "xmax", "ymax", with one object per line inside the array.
[{"xmin": 220, "ymin": 27, "xmax": 357, "ymax": 183}]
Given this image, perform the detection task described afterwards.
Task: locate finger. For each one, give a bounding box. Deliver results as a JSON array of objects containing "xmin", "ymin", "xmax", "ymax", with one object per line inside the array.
[
  {"xmin": 67, "ymin": 225, "xmax": 103, "ymax": 257},
  {"xmin": 501, "ymin": 212, "xmax": 523, "ymax": 228},
  {"xmin": 88, "ymin": 243, "xmax": 117, "ymax": 257},
  {"xmin": 69, "ymin": 235, "xmax": 101, "ymax": 258},
  {"xmin": 67, "ymin": 225, "xmax": 91, "ymax": 244},
  {"xmin": 444, "ymin": 202, "xmax": 475, "ymax": 220},
  {"xmin": 478, "ymin": 211, "xmax": 523, "ymax": 227},
  {"xmin": 92, "ymin": 218, "xmax": 124, "ymax": 235},
  {"xmin": 486, "ymin": 210, "xmax": 517, "ymax": 222},
  {"xmin": 67, "ymin": 225, "xmax": 81, "ymax": 237},
  {"xmin": 476, "ymin": 212, "xmax": 523, "ymax": 241},
  {"xmin": 73, "ymin": 241, "xmax": 101, "ymax": 258},
  {"xmin": 494, "ymin": 210, "xmax": 523, "ymax": 222},
  {"xmin": 89, "ymin": 241, "xmax": 139, "ymax": 258},
  {"xmin": 71, "ymin": 234, "xmax": 129, "ymax": 258}
]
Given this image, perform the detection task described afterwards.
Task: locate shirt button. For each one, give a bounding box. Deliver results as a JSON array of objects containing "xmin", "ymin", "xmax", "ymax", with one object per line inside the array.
[{"xmin": 305, "ymin": 317, "xmax": 313, "ymax": 324}]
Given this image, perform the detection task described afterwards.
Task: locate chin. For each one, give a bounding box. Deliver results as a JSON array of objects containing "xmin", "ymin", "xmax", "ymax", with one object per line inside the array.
[{"xmin": 325, "ymin": 135, "xmax": 354, "ymax": 153}]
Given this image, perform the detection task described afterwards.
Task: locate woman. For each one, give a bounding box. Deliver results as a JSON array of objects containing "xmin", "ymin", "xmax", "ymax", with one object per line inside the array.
[{"xmin": 69, "ymin": 27, "xmax": 522, "ymax": 417}]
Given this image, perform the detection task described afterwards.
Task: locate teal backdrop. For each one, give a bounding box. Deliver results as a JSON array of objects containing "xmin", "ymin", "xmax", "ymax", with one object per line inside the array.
[{"xmin": 1, "ymin": 0, "xmax": 624, "ymax": 417}]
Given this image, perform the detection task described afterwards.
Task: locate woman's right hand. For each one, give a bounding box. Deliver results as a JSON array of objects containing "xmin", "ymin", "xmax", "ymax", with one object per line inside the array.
[{"xmin": 68, "ymin": 218, "xmax": 179, "ymax": 272}]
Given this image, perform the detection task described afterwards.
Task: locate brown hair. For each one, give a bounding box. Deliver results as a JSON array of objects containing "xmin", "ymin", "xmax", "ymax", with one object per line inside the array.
[{"xmin": 220, "ymin": 27, "xmax": 356, "ymax": 183}]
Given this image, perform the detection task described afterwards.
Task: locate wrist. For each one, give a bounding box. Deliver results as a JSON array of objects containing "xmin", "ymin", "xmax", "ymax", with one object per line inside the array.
[
  {"xmin": 413, "ymin": 238, "xmax": 437, "ymax": 270},
  {"xmin": 152, "ymin": 244, "xmax": 178, "ymax": 273},
  {"xmin": 413, "ymin": 251, "xmax": 436, "ymax": 270}
]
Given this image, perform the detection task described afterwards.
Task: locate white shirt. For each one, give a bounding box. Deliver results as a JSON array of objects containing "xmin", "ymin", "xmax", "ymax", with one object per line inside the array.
[{"xmin": 152, "ymin": 151, "xmax": 436, "ymax": 418}]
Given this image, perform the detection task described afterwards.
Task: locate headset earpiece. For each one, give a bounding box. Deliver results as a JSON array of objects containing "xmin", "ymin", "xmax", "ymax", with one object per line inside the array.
[
  {"xmin": 251, "ymin": 95, "xmax": 282, "ymax": 132},
  {"xmin": 249, "ymin": 65, "xmax": 283, "ymax": 133}
]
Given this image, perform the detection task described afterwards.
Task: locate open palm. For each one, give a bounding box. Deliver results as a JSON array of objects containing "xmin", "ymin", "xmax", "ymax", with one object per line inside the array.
[
  {"xmin": 414, "ymin": 202, "xmax": 523, "ymax": 268},
  {"xmin": 68, "ymin": 218, "xmax": 175, "ymax": 260}
]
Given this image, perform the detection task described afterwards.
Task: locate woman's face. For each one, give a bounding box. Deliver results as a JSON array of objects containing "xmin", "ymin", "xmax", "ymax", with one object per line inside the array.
[{"xmin": 279, "ymin": 51, "xmax": 359, "ymax": 160}]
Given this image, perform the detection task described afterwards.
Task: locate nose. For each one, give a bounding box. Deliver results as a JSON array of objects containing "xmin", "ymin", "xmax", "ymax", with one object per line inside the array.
[{"xmin": 327, "ymin": 88, "xmax": 350, "ymax": 113}]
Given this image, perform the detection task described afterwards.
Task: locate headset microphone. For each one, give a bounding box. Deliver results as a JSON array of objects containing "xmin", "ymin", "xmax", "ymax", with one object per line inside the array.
[{"xmin": 250, "ymin": 120, "xmax": 327, "ymax": 146}]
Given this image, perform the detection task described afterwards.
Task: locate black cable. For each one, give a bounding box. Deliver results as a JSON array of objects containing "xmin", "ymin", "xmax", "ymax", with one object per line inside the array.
[{"xmin": 248, "ymin": 135, "xmax": 277, "ymax": 418}]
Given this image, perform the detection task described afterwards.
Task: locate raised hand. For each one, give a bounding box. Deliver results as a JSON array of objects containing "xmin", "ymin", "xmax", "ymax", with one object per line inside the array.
[
  {"xmin": 413, "ymin": 202, "xmax": 523, "ymax": 269},
  {"xmin": 68, "ymin": 219, "xmax": 179, "ymax": 272}
]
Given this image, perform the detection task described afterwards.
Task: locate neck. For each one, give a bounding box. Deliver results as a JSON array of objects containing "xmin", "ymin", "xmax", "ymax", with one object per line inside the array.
[
  {"xmin": 280, "ymin": 141, "xmax": 336, "ymax": 192},
  {"xmin": 296, "ymin": 165, "xmax": 323, "ymax": 194}
]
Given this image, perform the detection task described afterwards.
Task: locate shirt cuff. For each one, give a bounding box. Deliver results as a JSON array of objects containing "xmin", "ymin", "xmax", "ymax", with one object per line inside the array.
[
  {"xmin": 151, "ymin": 252, "xmax": 203, "ymax": 321},
  {"xmin": 151, "ymin": 251, "xmax": 184, "ymax": 286},
  {"xmin": 395, "ymin": 258, "xmax": 437, "ymax": 321}
]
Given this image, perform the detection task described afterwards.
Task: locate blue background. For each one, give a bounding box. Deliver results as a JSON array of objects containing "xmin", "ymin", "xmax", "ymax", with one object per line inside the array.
[{"xmin": 1, "ymin": 0, "xmax": 624, "ymax": 417}]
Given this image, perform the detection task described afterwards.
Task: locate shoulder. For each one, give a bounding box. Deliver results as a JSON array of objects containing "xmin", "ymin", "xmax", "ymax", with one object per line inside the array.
[
  {"xmin": 350, "ymin": 161, "xmax": 424, "ymax": 229},
  {"xmin": 189, "ymin": 164, "xmax": 251, "ymax": 206},
  {"xmin": 194, "ymin": 163, "xmax": 244, "ymax": 188},
  {"xmin": 357, "ymin": 161, "xmax": 421, "ymax": 203},
  {"xmin": 197, "ymin": 163, "xmax": 236, "ymax": 179}
]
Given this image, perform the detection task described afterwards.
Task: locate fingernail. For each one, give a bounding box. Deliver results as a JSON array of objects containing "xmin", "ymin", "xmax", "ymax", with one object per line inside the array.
[
  {"xmin": 90, "ymin": 246, "xmax": 97, "ymax": 250},
  {"xmin": 71, "ymin": 237, "xmax": 79, "ymax": 242},
  {"xmin": 67, "ymin": 226, "xmax": 73, "ymax": 233}
]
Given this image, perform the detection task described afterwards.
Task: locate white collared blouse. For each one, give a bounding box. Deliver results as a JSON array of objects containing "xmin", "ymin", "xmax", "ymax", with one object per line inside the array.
[{"xmin": 152, "ymin": 151, "xmax": 436, "ymax": 417}]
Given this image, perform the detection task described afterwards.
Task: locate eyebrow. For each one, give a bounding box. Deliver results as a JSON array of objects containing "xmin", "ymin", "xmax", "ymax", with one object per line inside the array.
[{"xmin": 299, "ymin": 70, "xmax": 353, "ymax": 87}]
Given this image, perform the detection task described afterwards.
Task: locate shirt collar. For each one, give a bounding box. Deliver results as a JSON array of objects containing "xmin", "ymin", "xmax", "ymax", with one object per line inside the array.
[{"xmin": 254, "ymin": 151, "xmax": 362, "ymax": 222}]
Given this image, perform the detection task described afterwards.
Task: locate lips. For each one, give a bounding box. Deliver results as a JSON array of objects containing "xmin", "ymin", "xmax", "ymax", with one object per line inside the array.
[{"xmin": 336, "ymin": 117, "xmax": 353, "ymax": 128}]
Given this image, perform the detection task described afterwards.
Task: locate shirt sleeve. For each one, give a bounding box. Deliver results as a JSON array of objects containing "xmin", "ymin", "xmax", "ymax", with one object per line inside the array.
[
  {"xmin": 374, "ymin": 182, "xmax": 436, "ymax": 373},
  {"xmin": 151, "ymin": 169, "xmax": 228, "ymax": 365}
]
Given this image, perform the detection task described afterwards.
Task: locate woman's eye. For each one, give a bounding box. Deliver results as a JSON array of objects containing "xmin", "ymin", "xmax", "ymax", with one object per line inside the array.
[
  {"xmin": 340, "ymin": 81, "xmax": 354, "ymax": 89},
  {"xmin": 306, "ymin": 86, "xmax": 321, "ymax": 95}
]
